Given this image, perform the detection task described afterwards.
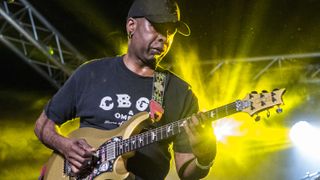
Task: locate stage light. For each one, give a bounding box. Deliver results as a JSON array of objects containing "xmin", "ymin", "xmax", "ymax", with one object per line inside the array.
[
  {"xmin": 48, "ymin": 46, "xmax": 54, "ymax": 55},
  {"xmin": 290, "ymin": 121, "xmax": 320, "ymax": 158},
  {"xmin": 213, "ymin": 118, "xmax": 242, "ymax": 143}
]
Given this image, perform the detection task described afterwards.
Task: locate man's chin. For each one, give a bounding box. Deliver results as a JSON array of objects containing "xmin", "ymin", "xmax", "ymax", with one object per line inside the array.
[
  {"xmin": 147, "ymin": 54, "xmax": 163, "ymax": 66},
  {"xmin": 141, "ymin": 57, "xmax": 157, "ymax": 69}
]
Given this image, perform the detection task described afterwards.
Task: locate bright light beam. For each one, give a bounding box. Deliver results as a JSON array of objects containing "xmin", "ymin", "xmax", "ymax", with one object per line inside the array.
[
  {"xmin": 213, "ymin": 118, "xmax": 244, "ymax": 143},
  {"xmin": 290, "ymin": 121, "xmax": 320, "ymax": 159}
]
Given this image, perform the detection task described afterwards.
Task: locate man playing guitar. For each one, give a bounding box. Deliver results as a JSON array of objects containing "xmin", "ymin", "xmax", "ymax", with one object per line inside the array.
[{"xmin": 34, "ymin": 0, "xmax": 216, "ymax": 179}]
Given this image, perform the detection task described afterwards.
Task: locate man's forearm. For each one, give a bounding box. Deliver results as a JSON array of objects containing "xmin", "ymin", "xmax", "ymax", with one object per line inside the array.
[{"xmin": 34, "ymin": 111, "xmax": 68, "ymax": 154}]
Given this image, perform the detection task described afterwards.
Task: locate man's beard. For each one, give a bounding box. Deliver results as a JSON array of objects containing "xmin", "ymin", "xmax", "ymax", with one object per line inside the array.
[{"xmin": 143, "ymin": 54, "xmax": 163, "ymax": 69}]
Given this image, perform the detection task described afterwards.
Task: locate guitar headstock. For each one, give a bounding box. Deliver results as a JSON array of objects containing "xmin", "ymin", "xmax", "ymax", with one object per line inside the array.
[{"xmin": 238, "ymin": 88, "xmax": 286, "ymax": 116}]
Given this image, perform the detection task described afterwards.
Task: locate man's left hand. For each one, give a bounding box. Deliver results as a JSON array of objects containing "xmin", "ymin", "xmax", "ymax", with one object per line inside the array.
[{"xmin": 184, "ymin": 112, "xmax": 217, "ymax": 165}]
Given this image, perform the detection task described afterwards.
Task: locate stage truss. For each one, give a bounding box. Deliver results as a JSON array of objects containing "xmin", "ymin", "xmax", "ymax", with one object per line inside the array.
[
  {"xmin": 0, "ymin": 0, "xmax": 85, "ymax": 88},
  {"xmin": 1, "ymin": 0, "xmax": 320, "ymax": 88}
]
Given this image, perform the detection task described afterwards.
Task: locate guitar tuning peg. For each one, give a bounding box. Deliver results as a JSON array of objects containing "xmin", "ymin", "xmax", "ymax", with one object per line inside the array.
[
  {"xmin": 276, "ymin": 107, "xmax": 283, "ymax": 113},
  {"xmin": 255, "ymin": 115, "xmax": 261, "ymax": 122},
  {"xmin": 250, "ymin": 105, "xmax": 255, "ymax": 111},
  {"xmin": 266, "ymin": 110, "xmax": 270, "ymax": 118},
  {"xmin": 271, "ymin": 88, "xmax": 279, "ymax": 96}
]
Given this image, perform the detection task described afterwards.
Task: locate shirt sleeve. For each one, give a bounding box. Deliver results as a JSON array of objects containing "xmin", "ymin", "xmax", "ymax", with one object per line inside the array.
[
  {"xmin": 172, "ymin": 89, "xmax": 199, "ymax": 153},
  {"xmin": 44, "ymin": 69, "xmax": 79, "ymax": 125}
]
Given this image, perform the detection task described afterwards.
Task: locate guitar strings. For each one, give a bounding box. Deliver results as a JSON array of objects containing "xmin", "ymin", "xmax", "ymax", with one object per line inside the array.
[
  {"xmin": 110, "ymin": 101, "xmax": 241, "ymax": 154},
  {"xmin": 104, "ymin": 93, "xmax": 279, "ymax": 155},
  {"xmin": 108, "ymin": 102, "xmax": 241, "ymax": 153}
]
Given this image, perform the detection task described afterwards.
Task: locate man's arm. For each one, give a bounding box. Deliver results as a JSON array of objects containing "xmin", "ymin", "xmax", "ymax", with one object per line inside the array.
[
  {"xmin": 34, "ymin": 111, "xmax": 95, "ymax": 174},
  {"xmin": 175, "ymin": 113, "xmax": 216, "ymax": 179}
]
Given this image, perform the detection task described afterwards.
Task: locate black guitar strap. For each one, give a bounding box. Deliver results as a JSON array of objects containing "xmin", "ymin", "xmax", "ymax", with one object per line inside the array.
[
  {"xmin": 149, "ymin": 70, "xmax": 168, "ymax": 121},
  {"xmin": 152, "ymin": 71, "xmax": 167, "ymax": 106}
]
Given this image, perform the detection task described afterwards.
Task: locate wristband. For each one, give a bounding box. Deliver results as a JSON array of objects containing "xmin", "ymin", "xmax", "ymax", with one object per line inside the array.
[{"xmin": 195, "ymin": 158, "xmax": 214, "ymax": 170}]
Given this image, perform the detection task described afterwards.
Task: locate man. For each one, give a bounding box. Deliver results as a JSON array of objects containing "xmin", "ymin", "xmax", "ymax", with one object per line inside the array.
[{"xmin": 34, "ymin": 0, "xmax": 216, "ymax": 179}]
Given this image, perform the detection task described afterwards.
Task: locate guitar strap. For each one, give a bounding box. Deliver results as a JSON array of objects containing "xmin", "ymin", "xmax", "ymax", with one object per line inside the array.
[{"xmin": 149, "ymin": 70, "xmax": 168, "ymax": 122}]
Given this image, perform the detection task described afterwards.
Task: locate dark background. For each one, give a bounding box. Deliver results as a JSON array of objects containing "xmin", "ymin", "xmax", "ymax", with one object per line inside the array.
[{"xmin": 2, "ymin": 0, "xmax": 320, "ymax": 91}]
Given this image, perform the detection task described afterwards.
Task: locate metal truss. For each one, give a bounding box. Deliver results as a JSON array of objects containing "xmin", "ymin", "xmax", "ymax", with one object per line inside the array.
[
  {"xmin": 0, "ymin": 0, "xmax": 86, "ymax": 88},
  {"xmin": 185, "ymin": 52, "xmax": 320, "ymax": 84},
  {"xmin": 1, "ymin": 0, "xmax": 320, "ymax": 88}
]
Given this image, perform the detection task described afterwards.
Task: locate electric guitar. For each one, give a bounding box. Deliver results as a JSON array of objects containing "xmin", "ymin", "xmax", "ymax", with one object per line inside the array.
[{"xmin": 43, "ymin": 88, "xmax": 286, "ymax": 180}]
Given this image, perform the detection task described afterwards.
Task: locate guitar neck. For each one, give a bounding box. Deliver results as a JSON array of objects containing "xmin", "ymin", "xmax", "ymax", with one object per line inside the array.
[{"xmin": 116, "ymin": 100, "xmax": 246, "ymax": 155}]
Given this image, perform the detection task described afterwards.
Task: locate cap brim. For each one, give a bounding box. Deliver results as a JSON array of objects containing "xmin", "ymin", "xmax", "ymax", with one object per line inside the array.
[{"xmin": 177, "ymin": 21, "xmax": 191, "ymax": 36}]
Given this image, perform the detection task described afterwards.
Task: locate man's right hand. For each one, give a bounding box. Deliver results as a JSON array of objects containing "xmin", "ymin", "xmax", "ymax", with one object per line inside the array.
[
  {"xmin": 34, "ymin": 111, "xmax": 96, "ymax": 175},
  {"xmin": 61, "ymin": 138, "xmax": 96, "ymax": 174}
]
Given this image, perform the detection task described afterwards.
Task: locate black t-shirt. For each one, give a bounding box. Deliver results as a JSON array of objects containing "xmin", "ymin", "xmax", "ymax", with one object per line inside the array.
[{"xmin": 45, "ymin": 56, "xmax": 199, "ymax": 179}]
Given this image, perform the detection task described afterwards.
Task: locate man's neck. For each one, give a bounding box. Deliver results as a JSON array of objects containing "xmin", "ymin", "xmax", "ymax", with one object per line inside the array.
[{"xmin": 123, "ymin": 54, "xmax": 155, "ymax": 77}]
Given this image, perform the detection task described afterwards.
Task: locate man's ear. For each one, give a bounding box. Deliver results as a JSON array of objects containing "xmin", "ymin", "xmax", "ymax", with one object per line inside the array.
[{"xmin": 126, "ymin": 17, "xmax": 137, "ymax": 36}]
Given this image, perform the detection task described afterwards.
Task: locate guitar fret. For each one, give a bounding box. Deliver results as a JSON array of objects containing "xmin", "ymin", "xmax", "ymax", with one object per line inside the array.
[
  {"xmin": 225, "ymin": 104, "xmax": 228, "ymax": 115},
  {"xmin": 178, "ymin": 120, "xmax": 186, "ymax": 133},
  {"xmin": 163, "ymin": 126, "xmax": 166, "ymax": 138},
  {"xmin": 148, "ymin": 132, "xmax": 152, "ymax": 143},
  {"xmin": 151, "ymin": 130, "xmax": 156, "ymax": 142},
  {"xmin": 162, "ymin": 126, "xmax": 166, "ymax": 139},
  {"xmin": 124, "ymin": 140, "xmax": 127, "ymax": 153},
  {"xmin": 101, "ymin": 146, "xmax": 105, "ymax": 161},
  {"xmin": 120, "ymin": 140, "xmax": 124, "ymax": 153},
  {"xmin": 174, "ymin": 122, "xmax": 179, "ymax": 134},
  {"xmin": 215, "ymin": 108, "xmax": 218, "ymax": 119},
  {"xmin": 116, "ymin": 142, "xmax": 119, "ymax": 156},
  {"xmin": 131, "ymin": 136, "xmax": 136, "ymax": 150},
  {"xmin": 159, "ymin": 127, "xmax": 163, "ymax": 139},
  {"xmin": 121, "ymin": 142, "xmax": 124, "ymax": 154},
  {"xmin": 129, "ymin": 138, "xmax": 132, "ymax": 151},
  {"xmin": 115, "ymin": 142, "xmax": 118, "ymax": 156},
  {"xmin": 145, "ymin": 133, "xmax": 149, "ymax": 145},
  {"xmin": 138, "ymin": 135, "xmax": 143, "ymax": 147},
  {"xmin": 125, "ymin": 139, "xmax": 129, "ymax": 152},
  {"xmin": 136, "ymin": 135, "xmax": 140, "ymax": 148},
  {"xmin": 166, "ymin": 124, "xmax": 173, "ymax": 137},
  {"xmin": 129, "ymin": 138, "xmax": 132, "ymax": 150},
  {"xmin": 154, "ymin": 130, "xmax": 158, "ymax": 142},
  {"xmin": 118, "ymin": 142, "xmax": 121, "ymax": 154},
  {"xmin": 157, "ymin": 128, "xmax": 161, "ymax": 141}
]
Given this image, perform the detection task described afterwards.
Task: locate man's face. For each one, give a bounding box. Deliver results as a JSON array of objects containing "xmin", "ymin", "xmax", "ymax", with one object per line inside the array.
[{"xmin": 130, "ymin": 18, "xmax": 176, "ymax": 67}]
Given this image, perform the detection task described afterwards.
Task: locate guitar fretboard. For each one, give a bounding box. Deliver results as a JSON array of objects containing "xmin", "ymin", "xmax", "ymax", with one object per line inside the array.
[{"xmin": 112, "ymin": 100, "xmax": 247, "ymax": 156}]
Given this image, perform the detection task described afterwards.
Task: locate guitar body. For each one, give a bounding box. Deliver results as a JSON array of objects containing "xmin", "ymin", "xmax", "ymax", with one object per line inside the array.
[{"xmin": 44, "ymin": 112, "xmax": 150, "ymax": 180}]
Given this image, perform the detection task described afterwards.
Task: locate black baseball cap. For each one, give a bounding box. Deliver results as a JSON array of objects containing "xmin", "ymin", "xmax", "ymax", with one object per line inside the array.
[{"xmin": 128, "ymin": 0, "xmax": 191, "ymax": 36}]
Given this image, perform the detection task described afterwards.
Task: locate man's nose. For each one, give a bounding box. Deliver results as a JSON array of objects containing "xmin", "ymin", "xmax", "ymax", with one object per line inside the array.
[{"xmin": 157, "ymin": 32, "xmax": 168, "ymax": 43}]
